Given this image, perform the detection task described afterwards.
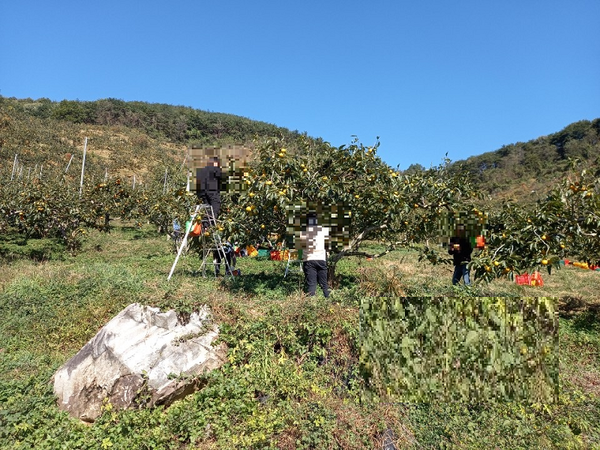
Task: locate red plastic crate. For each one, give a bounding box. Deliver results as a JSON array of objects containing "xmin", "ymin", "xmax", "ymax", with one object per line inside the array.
[{"xmin": 515, "ymin": 272, "xmax": 544, "ymax": 287}]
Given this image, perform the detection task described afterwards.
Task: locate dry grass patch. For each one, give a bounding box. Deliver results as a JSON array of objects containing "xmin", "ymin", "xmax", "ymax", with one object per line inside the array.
[{"xmin": 366, "ymin": 248, "xmax": 600, "ymax": 301}]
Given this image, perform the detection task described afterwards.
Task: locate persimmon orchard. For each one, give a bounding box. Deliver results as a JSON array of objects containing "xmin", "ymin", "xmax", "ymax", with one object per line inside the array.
[
  {"xmin": 219, "ymin": 138, "xmax": 600, "ymax": 284},
  {"xmin": 1, "ymin": 134, "xmax": 598, "ymax": 286},
  {"xmin": 0, "ymin": 168, "xmax": 194, "ymax": 251},
  {"xmin": 220, "ymin": 137, "xmax": 481, "ymax": 283}
]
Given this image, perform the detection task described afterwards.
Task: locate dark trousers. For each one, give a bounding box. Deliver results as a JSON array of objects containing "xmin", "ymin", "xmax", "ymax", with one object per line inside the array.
[
  {"xmin": 303, "ymin": 260, "xmax": 330, "ymax": 298},
  {"xmin": 213, "ymin": 249, "xmax": 235, "ymax": 276},
  {"xmin": 452, "ymin": 263, "xmax": 471, "ymax": 286},
  {"xmin": 200, "ymin": 192, "xmax": 221, "ymax": 225}
]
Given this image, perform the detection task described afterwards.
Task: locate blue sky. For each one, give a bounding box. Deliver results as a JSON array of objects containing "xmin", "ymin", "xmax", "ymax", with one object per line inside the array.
[{"xmin": 1, "ymin": 1, "xmax": 599, "ymax": 169}]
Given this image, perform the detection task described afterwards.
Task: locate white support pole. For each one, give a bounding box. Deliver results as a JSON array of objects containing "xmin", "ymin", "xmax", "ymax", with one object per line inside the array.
[
  {"xmin": 104, "ymin": 168, "xmax": 108, "ymax": 182},
  {"xmin": 11, "ymin": 154, "xmax": 18, "ymax": 181},
  {"xmin": 163, "ymin": 168, "xmax": 168, "ymax": 194},
  {"xmin": 180, "ymin": 151, "xmax": 189, "ymax": 170},
  {"xmin": 132, "ymin": 175, "xmax": 136, "ymax": 190},
  {"xmin": 168, "ymin": 205, "xmax": 201, "ymax": 281},
  {"xmin": 79, "ymin": 137, "xmax": 88, "ymax": 198},
  {"xmin": 39, "ymin": 165, "xmax": 43, "ymax": 179},
  {"xmin": 65, "ymin": 154, "xmax": 74, "ymax": 173}
]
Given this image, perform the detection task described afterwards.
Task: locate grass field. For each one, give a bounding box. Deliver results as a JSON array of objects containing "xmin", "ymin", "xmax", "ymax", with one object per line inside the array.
[{"xmin": 1, "ymin": 223, "xmax": 599, "ymax": 449}]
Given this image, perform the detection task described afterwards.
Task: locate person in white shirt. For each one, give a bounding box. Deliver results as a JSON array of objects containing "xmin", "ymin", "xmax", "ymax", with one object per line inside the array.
[{"xmin": 299, "ymin": 213, "xmax": 330, "ymax": 298}]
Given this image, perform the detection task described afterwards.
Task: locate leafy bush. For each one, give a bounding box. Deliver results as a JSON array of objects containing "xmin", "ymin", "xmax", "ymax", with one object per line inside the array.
[{"xmin": 360, "ymin": 297, "xmax": 559, "ymax": 404}]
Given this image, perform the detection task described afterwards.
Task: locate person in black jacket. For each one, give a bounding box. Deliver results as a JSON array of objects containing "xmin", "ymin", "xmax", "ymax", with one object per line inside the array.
[
  {"xmin": 196, "ymin": 157, "xmax": 222, "ymax": 224},
  {"xmin": 448, "ymin": 223, "xmax": 472, "ymax": 285}
]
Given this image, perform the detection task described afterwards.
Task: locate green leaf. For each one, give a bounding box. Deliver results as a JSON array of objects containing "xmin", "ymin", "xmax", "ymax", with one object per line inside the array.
[{"xmin": 465, "ymin": 330, "xmax": 479, "ymax": 346}]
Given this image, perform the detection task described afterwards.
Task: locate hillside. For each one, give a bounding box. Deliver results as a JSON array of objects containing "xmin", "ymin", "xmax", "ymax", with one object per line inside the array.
[
  {"xmin": 451, "ymin": 119, "xmax": 600, "ymax": 204},
  {"xmin": 0, "ymin": 96, "xmax": 303, "ymax": 184},
  {"xmin": 3, "ymin": 96, "xmax": 598, "ymax": 206}
]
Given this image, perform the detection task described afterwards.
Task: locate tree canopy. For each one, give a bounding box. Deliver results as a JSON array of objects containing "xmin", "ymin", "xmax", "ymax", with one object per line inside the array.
[{"xmin": 220, "ymin": 137, "xmax": 481, "ymax": 282}]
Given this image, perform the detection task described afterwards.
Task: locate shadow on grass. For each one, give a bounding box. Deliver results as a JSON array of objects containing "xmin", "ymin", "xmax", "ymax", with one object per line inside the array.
[
  {"xmin": 559, "ymin": 295, "xmax": 600, "ymax": 334},
  {"xmin": 224, "ymin": 270, "xmax": 303, "ymax": 296},
  {"xmin": 570, "ymin": 306, "xmax": 600, "ymax": 333},
  {"xmin": 0, "ymin": 234, "xmax": 66, "ymax": 262},
  {"xmin": 222, "ymin": 270, "xmax": 358, "ymax": 297},
  {"xmin": 331, "ymin": 274, "xmax": 359, "ymax": 290}
]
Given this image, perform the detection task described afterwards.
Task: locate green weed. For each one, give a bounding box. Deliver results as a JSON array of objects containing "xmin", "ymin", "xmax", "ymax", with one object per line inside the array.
[{"xmin": 0, "ymin": 224, "xmax": 598, "ymax": 448}]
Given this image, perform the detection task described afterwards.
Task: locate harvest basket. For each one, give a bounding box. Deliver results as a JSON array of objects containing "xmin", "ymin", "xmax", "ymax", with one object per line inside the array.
[
  {"xmin": 515, "ymin": 272, "xmax": 544, "ymax": 287},
  {"xmin": 515, "ymin": 273, "xmax": 531, "ymax": 286},
  {"xmin": 530, "ymin": 271, "xmax": 544, "ymax": 287}
]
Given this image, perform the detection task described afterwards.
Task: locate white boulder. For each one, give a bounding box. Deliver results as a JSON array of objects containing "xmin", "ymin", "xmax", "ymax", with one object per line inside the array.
[{"xmin": 53, "ymin": 303, "xmax": 227, "ymax": 422}]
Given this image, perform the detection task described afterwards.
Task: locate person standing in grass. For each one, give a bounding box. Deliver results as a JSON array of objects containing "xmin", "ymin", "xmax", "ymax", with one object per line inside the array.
[
  {"xmin": 299, "ymin": 213, "xmax": 330, "ymax": 298},
  {"xmin": 448, "ymin": 223, "xmax": 473, "ymax": 285}
]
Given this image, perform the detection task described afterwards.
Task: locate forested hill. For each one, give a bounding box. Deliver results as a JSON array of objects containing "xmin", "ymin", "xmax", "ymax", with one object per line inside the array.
[
  {"xmin": 1, "ymin": 96, "xmax": 300, "ymax": 145},
  {"xmin": 2, "ymin": 96, "xmax": 598, "ymax": 205},
  {"xmin": 0, "ymin": 96, "xmax": 303, "ymax": 182},
  {"xmin": 450, "ymin": 119, "xmax": 600, "ymax": 204}
]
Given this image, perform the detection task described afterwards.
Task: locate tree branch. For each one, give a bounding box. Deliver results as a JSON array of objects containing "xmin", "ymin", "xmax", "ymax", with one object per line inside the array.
[{"xmin": 329, "ymin": 223, "xmax": 390, "ymax": 263}]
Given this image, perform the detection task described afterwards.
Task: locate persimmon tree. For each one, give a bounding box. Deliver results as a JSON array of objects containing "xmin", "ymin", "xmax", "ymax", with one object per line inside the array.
[
  {"xmin": 1, "ymin": 177, "xmax": 94, "ymax": 251},
  {"xmin": 470, "ymin": 167, "xmax": 600, "ymax": 282},
  {"xmin": 220, "ymin": 137, "xmax": 481, "ymax": 283}
]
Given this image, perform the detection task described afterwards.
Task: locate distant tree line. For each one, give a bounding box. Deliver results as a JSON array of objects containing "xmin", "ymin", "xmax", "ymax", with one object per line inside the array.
[
  {"xmin": 1, "ymin": 96, "xmax": 301, "ymax": 146},
  {"xmin": 451, "ymin": 119, "xmax": 600, "ymax": 199},
  {"xmin": 2, "ymin": 95, "xmax": 598, "ymax": 207}
]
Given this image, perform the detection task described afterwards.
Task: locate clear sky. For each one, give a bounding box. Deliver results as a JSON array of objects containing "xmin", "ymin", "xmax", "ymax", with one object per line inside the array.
[{"xmin": 1, "ymin": 1, "xmax": 599, "ymax": 169}]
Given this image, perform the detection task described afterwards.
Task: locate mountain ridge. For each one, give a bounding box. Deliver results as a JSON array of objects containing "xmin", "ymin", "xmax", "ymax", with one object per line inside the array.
[{"xmin": 2, "ymin": 96, "xmax": 598, "ymax": 203}]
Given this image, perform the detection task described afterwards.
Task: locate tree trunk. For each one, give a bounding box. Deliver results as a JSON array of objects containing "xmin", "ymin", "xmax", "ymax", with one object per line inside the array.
[
  {"xmin": 327, "ymin": 260, "xmax": 338, "ymax": 287},
  {"xmin": 328, "ymin": 251, "xmax": 345, "ymax": 287}
]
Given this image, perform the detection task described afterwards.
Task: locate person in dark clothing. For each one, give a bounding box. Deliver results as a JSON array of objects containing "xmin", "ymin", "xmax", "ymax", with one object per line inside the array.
[
  {"xmin": 196, "ymin": 157, "xmax": 222, "ymax": 224},
  {"xmin": 448, "ymin": 223, "xmax": 473, "ymax": 285},
  {"xmin": 213, "ymin": 242, "xmax": 236, "ymax": 276}
]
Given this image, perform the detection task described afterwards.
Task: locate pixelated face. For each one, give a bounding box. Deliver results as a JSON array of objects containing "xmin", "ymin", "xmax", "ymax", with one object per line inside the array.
[
  {"xmin": 286, "ymin": 203, "xmax": 351, "ymax": 249},
  {"xmin": 189, "ymin": 145, "xmax": 252, "ymax": 194},
  {"xmin": 436, "ymin": 211, "xmax": 488, "ymax": 245}
]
